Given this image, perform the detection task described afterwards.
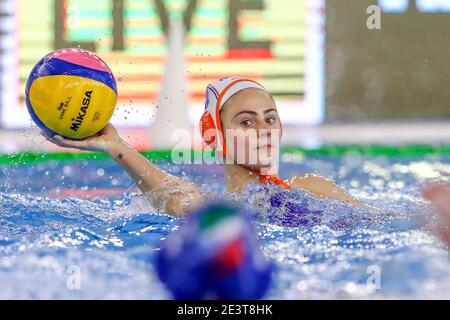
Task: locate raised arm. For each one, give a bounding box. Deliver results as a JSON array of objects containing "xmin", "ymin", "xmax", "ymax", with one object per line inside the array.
[{"xmin": 43, "ymin": 124, "xmax": 204, "ymax": 216}]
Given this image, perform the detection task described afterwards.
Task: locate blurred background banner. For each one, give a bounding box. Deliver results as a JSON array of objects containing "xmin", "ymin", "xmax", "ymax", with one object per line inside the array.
[
  {"xmin": 2, "ymin": 0, "xmax": 449, "ymax": 134},
  {"xmin": 327, "ymin": 0, "xmax": 450, "ymax": 121},
  {"xmin": 0, "ymin": 0, "xmax": 325, "ymax": 128}
]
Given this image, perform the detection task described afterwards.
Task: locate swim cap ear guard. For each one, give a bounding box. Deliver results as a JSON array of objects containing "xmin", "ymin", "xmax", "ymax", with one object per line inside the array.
[
  {"xmin": 199, "ymin": 110, "xmax": 217, "ymax": 150},
  {"xmin": 199, "ymin": 83, "xmax": 226, "ymax": 155}
]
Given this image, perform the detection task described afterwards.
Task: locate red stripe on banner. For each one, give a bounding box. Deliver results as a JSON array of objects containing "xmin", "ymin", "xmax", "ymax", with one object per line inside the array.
[{"xmin": 226, "ymin": 49, "xmax": 274, "ymax": 60}]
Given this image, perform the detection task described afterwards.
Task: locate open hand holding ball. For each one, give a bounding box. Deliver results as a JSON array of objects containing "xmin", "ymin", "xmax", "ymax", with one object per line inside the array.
[{"xmin": 26, "ymin": 48, "xmax": 117, "ymax": 140}]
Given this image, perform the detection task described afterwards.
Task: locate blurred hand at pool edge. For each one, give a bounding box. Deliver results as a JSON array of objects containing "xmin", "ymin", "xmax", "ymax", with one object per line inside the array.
[{"xmin": 423, "ymin": 184, "xmax": 450, "ymax": 246}]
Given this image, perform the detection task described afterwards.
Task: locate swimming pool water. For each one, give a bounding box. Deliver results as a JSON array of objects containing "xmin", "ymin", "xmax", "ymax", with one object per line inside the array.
[{"xmin": 0, "ymin": 152, "xmax": 449, "ymax": 299}]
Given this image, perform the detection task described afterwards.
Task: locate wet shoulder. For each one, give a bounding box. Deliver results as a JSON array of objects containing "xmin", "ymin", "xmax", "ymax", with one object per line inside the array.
[{"xmin": 286, "ymin": 174, "xmax": 337, "ymax": 198}]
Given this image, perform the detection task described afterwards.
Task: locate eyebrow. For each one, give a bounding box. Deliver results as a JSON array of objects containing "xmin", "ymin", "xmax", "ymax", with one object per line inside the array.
[{"xmin": 232, "ymin": 108, "xmax": 278, "ymax": 120}]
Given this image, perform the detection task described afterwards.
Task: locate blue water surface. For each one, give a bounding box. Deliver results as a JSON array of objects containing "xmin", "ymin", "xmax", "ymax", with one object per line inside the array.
[{"xmin": 0, "ymin": 152, "xmax": 449, "ymax": 299}]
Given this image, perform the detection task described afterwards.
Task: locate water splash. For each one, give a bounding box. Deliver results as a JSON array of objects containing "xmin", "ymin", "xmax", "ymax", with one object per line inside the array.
[{"xmin": 0, "ymin": 155, "xmax": 450, "ymax": 299}]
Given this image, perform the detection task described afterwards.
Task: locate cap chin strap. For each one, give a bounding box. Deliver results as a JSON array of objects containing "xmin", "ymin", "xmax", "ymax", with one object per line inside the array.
[{"xmin": 240, "ymin": 165, "xmax": 292, "ymax": 190}]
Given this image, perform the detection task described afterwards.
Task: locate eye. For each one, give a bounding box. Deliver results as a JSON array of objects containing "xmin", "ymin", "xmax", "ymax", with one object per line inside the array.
[
  {"xmin": 266, "ymin": 117, "xmax": 276, "ymax": 124},
  {"xmin": 240, "ymin": 119, "xmax": 253, "ymax": 127}
]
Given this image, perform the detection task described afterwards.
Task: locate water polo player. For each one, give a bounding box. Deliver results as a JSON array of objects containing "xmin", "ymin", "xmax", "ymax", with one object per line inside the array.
[{"xmin": 43, "ymin": 76, "xmax": 376, "ymax": 216}]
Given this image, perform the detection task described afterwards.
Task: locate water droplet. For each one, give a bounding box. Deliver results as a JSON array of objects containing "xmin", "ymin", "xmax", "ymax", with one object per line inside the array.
[{"xmin": 63, "ymin": 166, "xmax": 73, "ymax": 176}]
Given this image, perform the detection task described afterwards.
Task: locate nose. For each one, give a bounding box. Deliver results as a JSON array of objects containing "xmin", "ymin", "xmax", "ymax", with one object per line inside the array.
[
  {"xmin": 257, "ymin": 118, "xmax": 272, "ymax": 133},
  {"xmin": 257, "ymin": 120, "xmax": 280, "ymax": 140}
]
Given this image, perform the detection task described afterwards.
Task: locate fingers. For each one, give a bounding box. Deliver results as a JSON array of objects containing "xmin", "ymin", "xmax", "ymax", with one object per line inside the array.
[
  {"xmin": 423, "ymin": 184, "xmax": 450, "ymax": 237},
  {"xmin": 40, "ymin": 131, "xmax": 53, "ymax": 141},
  {"xmin": 40, "ymin": 131, "xmax": 63, "ymax": 147},
  {"xmin": 437, "ymin": 223, "xmax": 450, "ymax": 246},
  {"xmin": 55, "ymin": 135, "xmax": 91, "ymax": 150},
  {"xmin": 423, "ymin": 184, "xmax": 450, "ymax": 213},
  {"xmin": 101, "ymin": 123, "xmax": 119, "ymax": 137},
  {"xmin": 422, "ymin": 183, "xmax": 448, "ymax": 200},
  {"xmin": 40, "ymin": 131, "xmax": 88, "ymax": 150},
  {"xmin": 104, "ymin": 123, "xmax": 115, "ymax": 130},
  {"xmin": 435, "ymin": 201, "xmax": 450, "ymax": 224}
]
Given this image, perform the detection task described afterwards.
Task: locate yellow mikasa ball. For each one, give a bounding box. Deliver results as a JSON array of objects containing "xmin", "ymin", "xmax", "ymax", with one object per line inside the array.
[{"xmin": 25, "ymin": 48, "xmax": 118, "ymax": 140}]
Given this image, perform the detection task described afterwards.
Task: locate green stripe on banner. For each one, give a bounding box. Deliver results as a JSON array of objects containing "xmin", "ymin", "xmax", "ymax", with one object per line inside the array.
[{"xmin": 1, "ymin": 145, "xmax": 450, "ymax": 166}]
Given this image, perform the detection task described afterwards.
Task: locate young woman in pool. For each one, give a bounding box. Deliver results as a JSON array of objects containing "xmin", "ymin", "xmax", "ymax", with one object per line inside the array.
[{"xmin": 43, "ymin": 76, "xmax": 375, "ymax": 216}]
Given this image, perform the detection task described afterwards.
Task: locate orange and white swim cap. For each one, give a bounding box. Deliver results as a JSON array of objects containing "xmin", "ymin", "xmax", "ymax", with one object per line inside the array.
[{"xmin": 199, "ymin": 76, "xmax": 267, "ymax": 155}]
